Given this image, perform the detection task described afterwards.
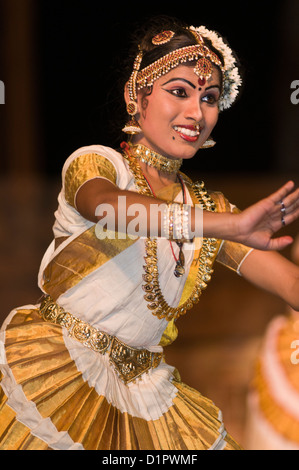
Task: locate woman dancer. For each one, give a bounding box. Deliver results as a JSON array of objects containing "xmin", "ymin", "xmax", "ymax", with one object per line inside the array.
[
  {"xmin": 0, "ymin": 17, "xmax": 299, "ymax": 450},
  {"xmin": 246, "ymin": 235, "xmax": 299, "ymax": 450}
]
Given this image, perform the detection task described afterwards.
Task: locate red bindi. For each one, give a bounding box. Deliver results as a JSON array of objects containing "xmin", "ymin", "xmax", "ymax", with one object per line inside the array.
[{"xmin": 198, "ymin": 77, "xmax": 206, "ymax": 86}]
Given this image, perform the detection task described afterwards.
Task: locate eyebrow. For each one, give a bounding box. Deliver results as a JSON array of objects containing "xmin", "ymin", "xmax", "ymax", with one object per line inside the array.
[
  {"xmin": 162, "ymin": 78, "xmax": 196, "ymax": 89},
  {"xmin": 205, "ymin": 84, "xmax": 221, "ymax": 91},
  {"xmin": 162, "ymin": 77, "xmax": 221, "ymax": 91}
]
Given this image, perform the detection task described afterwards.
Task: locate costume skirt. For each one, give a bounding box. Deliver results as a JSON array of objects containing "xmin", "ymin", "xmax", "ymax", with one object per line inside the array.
[{"xmin": 0, "ymin": 306, "xmax": 241, "ymax": 450}]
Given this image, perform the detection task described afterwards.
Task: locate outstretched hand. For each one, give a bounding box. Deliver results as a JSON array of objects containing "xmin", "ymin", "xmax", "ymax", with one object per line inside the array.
[{"xmin": 234, "ymin": 181, "xmax": 299, "ymax": 251}]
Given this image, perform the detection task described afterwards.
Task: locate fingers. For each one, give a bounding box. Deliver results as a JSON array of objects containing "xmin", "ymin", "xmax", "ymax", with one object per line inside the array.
[
  {"xmin": 269, "ymin": 184, "xmax": 299, "ymax": 248},
  {"xmin": 237, "ymin": 181, "xmax": 299, "ymax": 251},
  {"xmin": 269, "ymin": 180, "xmax": 293, "ymax": 200},
  {"xmin": 282, "ymin": 186, "xmax": 299, "ymax": 208},
  {"xmin": 267, "ymin": 181, "xmax": 296, "ymax": 207},
  {"xmin": 268, "ymin": 235, "xmax": 294, "ymax": 251},
  {"xmin": 284, "ymin": 205, "xmax": 299, "ymax": 227},
  {"xmin": 268, "ymin": 181, "xmax": 299, "ymax": 229},
  {"xmin": 279, "ymin": 185, "xmax": 299, "ymax": 227}
]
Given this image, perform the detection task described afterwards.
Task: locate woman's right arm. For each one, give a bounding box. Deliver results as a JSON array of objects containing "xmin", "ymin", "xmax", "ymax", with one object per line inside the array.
[{"xmin": 76, "ymin": 177, "xmax": 299, "ymax": 251}]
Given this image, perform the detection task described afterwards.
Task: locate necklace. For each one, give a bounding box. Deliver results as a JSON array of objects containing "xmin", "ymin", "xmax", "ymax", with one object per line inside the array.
[
  {"xmin": 120, "ymin": 141, "xmax": 219, "ymax": 322},
  {"xmin": 130, "ymin": 143, "xmax": 183, "ymax": 174}
]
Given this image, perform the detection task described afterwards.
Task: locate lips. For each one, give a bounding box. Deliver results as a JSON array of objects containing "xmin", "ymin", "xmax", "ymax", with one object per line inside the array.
[{"xmin": 173, "ymin": 125, "xmax": 202, "ymax": 142}]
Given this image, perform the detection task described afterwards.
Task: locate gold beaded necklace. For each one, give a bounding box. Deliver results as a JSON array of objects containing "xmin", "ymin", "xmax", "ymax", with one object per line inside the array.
[{"xmin": 121, "ymin": 142, "xmax": 220, "ymax": 322}]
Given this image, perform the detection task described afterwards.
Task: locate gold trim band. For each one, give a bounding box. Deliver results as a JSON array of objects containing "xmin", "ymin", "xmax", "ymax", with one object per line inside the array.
[
  {"xmin": 64, "ymin": 153, "xmax": 117, "ymax": 209},
  {"xmin": 39, "ymin": 296, "xmax": 162, "ymax": 385}
]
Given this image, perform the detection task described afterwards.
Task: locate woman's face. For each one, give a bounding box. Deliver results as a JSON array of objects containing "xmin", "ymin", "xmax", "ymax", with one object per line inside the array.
[{"xmin": 130, "ymin": 64, "xmax": 221, "ymax": 160}]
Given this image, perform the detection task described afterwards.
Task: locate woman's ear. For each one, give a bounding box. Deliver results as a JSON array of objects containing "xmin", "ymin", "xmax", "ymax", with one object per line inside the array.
[
  {"xmin": 124, "ymin": 81, "xmax": 130, "ymax": 106},
  {"xmin": 124, "ymin": 81, "xmax": 140, "ymax": 117},
  {"xmin": 122, "ymin": 81, "xmax": 143, "ymax": 135}
]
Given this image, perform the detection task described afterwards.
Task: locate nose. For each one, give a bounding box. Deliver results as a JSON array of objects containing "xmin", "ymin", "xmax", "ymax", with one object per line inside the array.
[{"xmin": 184, "ymin": 95, "xmax": 203, "ymax": 124}]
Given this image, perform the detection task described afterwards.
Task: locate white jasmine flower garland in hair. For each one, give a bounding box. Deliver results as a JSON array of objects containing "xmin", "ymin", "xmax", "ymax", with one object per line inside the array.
[{"xmin": 189, "ymin": 26, "xmax": 242, "ymax": 110}]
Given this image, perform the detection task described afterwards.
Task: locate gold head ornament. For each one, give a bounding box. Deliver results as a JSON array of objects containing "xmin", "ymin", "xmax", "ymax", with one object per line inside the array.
[{"xmin": 125, "ymin": 25, "xmax": 241, "ymax": 115}]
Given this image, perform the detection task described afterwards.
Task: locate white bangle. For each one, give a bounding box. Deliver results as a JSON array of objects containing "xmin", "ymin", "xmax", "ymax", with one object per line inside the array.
[
  {"xmin": 182, "ymin": 205, "xmax": 191, "ymax": 240},
  {"xmin": 172, "ymin": 203, "xmax": 183, "ymax": 240},
  {"xmin": 163, "ymin": 203, "xmax": 193, "ymax": 242}
]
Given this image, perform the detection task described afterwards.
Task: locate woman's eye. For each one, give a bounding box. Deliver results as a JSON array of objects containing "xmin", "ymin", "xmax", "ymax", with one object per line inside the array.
[
  {"xmin": 168, "ymin": 88, "xmax": 188, "ymax": 98},
  {"xmin": 202, "ymin": 94, "xmax": 219, "ymax": 105}
]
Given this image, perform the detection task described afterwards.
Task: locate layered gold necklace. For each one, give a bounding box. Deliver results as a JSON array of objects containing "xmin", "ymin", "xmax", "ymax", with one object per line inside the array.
[{"xmin": 121, "ymin": 142, "xmax": 219, "ymax": 322}]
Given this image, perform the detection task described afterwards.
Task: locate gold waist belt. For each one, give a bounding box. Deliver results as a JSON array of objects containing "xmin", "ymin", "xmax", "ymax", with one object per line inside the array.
[{"xmin": 39, "ymin": 296, "xmax": 163, "ymax": 385}]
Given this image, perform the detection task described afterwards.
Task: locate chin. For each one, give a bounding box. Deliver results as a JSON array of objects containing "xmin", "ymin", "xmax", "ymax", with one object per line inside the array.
[{"xmin": 173, "ymin": 142, "xmax": 200, "ymax": 160}]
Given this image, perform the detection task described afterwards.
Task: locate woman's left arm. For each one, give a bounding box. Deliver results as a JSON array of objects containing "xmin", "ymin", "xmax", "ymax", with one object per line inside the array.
[{"xmin": 239, "ymin": 249, "xmax": 299, "ymax": 311}]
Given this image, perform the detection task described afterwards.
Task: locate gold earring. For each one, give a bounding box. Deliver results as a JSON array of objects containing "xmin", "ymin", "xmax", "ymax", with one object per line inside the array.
[
  {"xmin": 201, "ymin": 136, "xmax": 216, "ymax": 148},
  {"xmin": 122, "ymin": 117, "xmax": 142, "ymax": 135},
  {"xmin": 122, "ymin": 101, "xmax": 142, "ymax": 135}
]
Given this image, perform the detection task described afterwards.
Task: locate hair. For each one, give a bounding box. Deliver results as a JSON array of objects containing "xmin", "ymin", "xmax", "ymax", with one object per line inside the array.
[{"xmin": 126, "ymin": 16, "xmax": 225, "ymax": 84}]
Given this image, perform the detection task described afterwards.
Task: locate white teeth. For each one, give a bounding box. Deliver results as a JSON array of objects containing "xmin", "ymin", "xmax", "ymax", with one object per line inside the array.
[{"xmin": 173, "ymin": 126, "xmax": 200, "ymax": 137}]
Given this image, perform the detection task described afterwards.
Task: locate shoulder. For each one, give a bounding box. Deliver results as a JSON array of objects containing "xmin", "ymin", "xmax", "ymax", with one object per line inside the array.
[
  {"xmin": 61, "ymin": 145, "xmax": 130, "ymax": 208},
  {"xmin": 61, "ymin": 145, "xmax": 126, "ymax": 181}
]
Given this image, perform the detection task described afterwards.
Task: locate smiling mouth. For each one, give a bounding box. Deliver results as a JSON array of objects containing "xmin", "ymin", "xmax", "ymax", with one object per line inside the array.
[{"xmin": 173, "ymin": 125, "xmax": 202, "ymax": 142}]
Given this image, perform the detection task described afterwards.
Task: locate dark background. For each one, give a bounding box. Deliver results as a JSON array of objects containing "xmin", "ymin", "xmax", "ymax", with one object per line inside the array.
[{"xmin": 0, "ymin": 0, "xmax": 298, "ymax": 177}]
